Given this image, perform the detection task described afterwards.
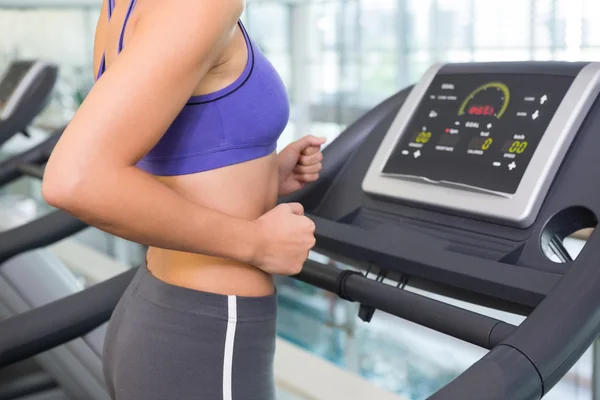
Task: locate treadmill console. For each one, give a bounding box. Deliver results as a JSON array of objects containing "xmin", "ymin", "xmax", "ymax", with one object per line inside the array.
[{"xmin": 363, "ymin": 63, "xmax": 600, "ymax": 227}]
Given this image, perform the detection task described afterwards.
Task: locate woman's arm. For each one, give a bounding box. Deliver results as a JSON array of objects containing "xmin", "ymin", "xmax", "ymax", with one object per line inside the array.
[{"xmin": 43, "ymin": 0, "xmax": 315, "ymax": 275}]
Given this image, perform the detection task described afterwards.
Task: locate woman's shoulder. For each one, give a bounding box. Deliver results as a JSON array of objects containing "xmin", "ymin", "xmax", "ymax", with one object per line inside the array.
[{"xmin": 139, "ymin": 0, "xmax": 244, "ymax": 25}]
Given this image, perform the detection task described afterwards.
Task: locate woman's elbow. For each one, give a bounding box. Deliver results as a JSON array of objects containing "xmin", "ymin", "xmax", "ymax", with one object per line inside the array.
[{"xmin": 42, "ymin": 164, "xmax": 85, "ymax": 211}]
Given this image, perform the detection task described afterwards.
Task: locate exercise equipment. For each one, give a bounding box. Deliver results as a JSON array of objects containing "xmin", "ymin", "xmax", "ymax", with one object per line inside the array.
[
  {"xmin": 2, "ymin": 61, "xmax": 600, "ymax": 399},
  {"xmin": 0, "ymin": 130, "xmax": 105, "ymax": 400},
  {"xmin": 0, "ymin": 60, "xmax": 66, "ymax": 400},
  {"xmin": 0, "ymin": 131, "xmax": 106, "ymax": 400},
  {"xmin": 0, "ymin": 61, "xmax": 58, "ymax": 149}
]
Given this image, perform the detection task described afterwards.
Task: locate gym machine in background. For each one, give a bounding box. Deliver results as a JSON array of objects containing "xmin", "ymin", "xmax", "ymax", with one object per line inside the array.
[{"xmin": 0, "ymin": 61, "xmax": 58, "ymax": 149}]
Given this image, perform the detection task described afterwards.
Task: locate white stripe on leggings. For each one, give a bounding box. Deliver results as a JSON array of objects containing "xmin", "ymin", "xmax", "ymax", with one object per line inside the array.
[{"xmin": 223, "ymin": 295, "xmax": 238, "ymax": 400}]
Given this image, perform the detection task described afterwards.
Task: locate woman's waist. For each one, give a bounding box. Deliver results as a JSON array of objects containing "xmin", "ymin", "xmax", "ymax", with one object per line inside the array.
[
  {"xmin": 130, "ymin": 262, "xmax": 278, "ymax": 322},
  {"xmin": 146, "ymin": 247, "xmax": 274, "ymax": 297}
]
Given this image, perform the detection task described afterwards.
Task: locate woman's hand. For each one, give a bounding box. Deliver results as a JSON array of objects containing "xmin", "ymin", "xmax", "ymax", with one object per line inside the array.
[
  {"xmin": 277, "ymin": 135, "xmax": 327, "ymax": 196},
  {"xmin": 252, "ymin": 203, "xmax": 316, "ymax": 276}
]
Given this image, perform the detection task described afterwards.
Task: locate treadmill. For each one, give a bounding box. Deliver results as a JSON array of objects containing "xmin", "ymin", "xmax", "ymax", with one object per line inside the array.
[
  {"xmin": 0, "ymin": 61, "xmax": 58, "ymax": 149},
  {"xmin": 0, "ymin": 131, "xmax": 109, "ymax": 400},
  {"xmin": 1, "ymin": 61, "xmax": 600, "ymax": 399},
  {"xmin": 0, "ymin": 60, "xmax": 60, "ymax": 400}
]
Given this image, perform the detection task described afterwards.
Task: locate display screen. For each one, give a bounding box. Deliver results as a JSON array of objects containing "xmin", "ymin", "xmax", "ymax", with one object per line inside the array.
[
  {"xmin": 382, "ymin": 74, "xmax": 574, "ymax": 194},
  {"xmin": 0, "ymin": 63, "xmax": 32, "ymax": 113}
]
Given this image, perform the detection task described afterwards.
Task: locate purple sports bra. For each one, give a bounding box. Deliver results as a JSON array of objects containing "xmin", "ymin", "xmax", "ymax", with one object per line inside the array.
[{"xmin": 96, "ymin": 0, "xmax": 290, "ymax": 176}]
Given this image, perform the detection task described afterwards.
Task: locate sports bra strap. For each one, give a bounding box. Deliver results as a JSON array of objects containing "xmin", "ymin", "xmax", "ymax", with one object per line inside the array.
[
  {"xmin": 96, "ymin": 0, "xmax": 116, "ymax": 80},
  {"xmin": 108, "ymin": 0, "xmax": 115, "ymax": 18},
  {"xmin": 238, "ymin": 20, "xmax": 250, "ymax": 43},
  {"xmin": 99, "ymin": 4, "xmax": 245, "ymax": 80},
  {"xmin": 118, "ymin": 0, "xmax": 138, "ymax": 54}
]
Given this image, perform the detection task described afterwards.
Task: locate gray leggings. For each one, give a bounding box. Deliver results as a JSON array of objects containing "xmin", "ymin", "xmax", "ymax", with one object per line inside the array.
[{"xmin": 102, "ymin": 264, "xmax": 278, "ymax": 400}]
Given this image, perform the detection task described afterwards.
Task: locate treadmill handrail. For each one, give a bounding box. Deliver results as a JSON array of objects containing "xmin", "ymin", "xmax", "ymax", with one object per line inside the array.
[
  {"xmin": 310, "ymin": 214, "xmax": 600, "ymax": 398},
  {"xmin": 0, "ymin": 210, "xmax": 86, "ymax": 264},
  {"xmin": 428, "ymin": 228, "xmax": 600, "ymax": 399},
  {"xmin": 0, "ymin": 260, "xmax": 518, "ymax": 370},
  {"xmin": 500, "ymin": 227, "xmax": 600, "ymax": 391},
  {"xmin": 295, "ymin": 259, "xmax": 517, "ymax": 349},
  {"xmin": 310, "ymin": 214, "xmax": 561, "ymax": 307},
  {"xmin": 17, "ymin": 162, "xmax": 46, "ymax": 179},
  {"xmin": 0, "ymin": 268, "xmax": 136, "ymax": 369},
  {"xmin": 0, "ymin": 128, "xmax": 61, "ymax": 187},
  {"xmin": 0, "ymin": 128, "xmax": 87, "ymax": 265}
]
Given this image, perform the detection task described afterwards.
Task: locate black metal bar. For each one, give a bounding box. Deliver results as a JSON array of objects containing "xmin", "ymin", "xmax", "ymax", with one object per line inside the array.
[
  {"xmin": 427, "ymin": 345, "xmax": 543, "ymax": 400},
  {"xmin": 295, "ymin": 259, "xmax": 517, "ymax": 349},
  {"xmin": 0, "ymin": 372, "xmax": 57, "ymax": 400},
  {"xmin": 502, "ymin": 227, "xmax": 600, "ymax": 393},
  {"xmin": 16, "ymin": 163, "xmax": 45, "ymax": 180},
  {"xmin": 0, "ymin": 210, "xmax": 87, "ymax": 264},
  {"xmin": 428, "ymin": 227, "xmax": 600, "ymax": 399},
  {"xmin": 0, "ymin": 257, "xmax": 517, "ymax": 371},
  {"xmin": 293, "ymin": 259, "xmax": 339, "ymax": 293},
  {"xmin": 0, "ymin": 268, "xmax": 137, "ymax": 370},
  {"xmin": 0, "ymin": 130, "xmax": 61, "ymax": 187}
]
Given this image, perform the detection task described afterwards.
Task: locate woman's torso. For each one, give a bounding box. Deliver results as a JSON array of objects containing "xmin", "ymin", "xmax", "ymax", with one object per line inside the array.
[{"xmin": 93, "ymin": 0, "xmax": 287, "ymax": 297}]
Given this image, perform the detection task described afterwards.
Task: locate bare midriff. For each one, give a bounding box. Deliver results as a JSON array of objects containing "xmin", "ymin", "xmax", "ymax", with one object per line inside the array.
[{"xmin": 147, "ymin": 155, "xmax": 280, "ymax": 297}]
